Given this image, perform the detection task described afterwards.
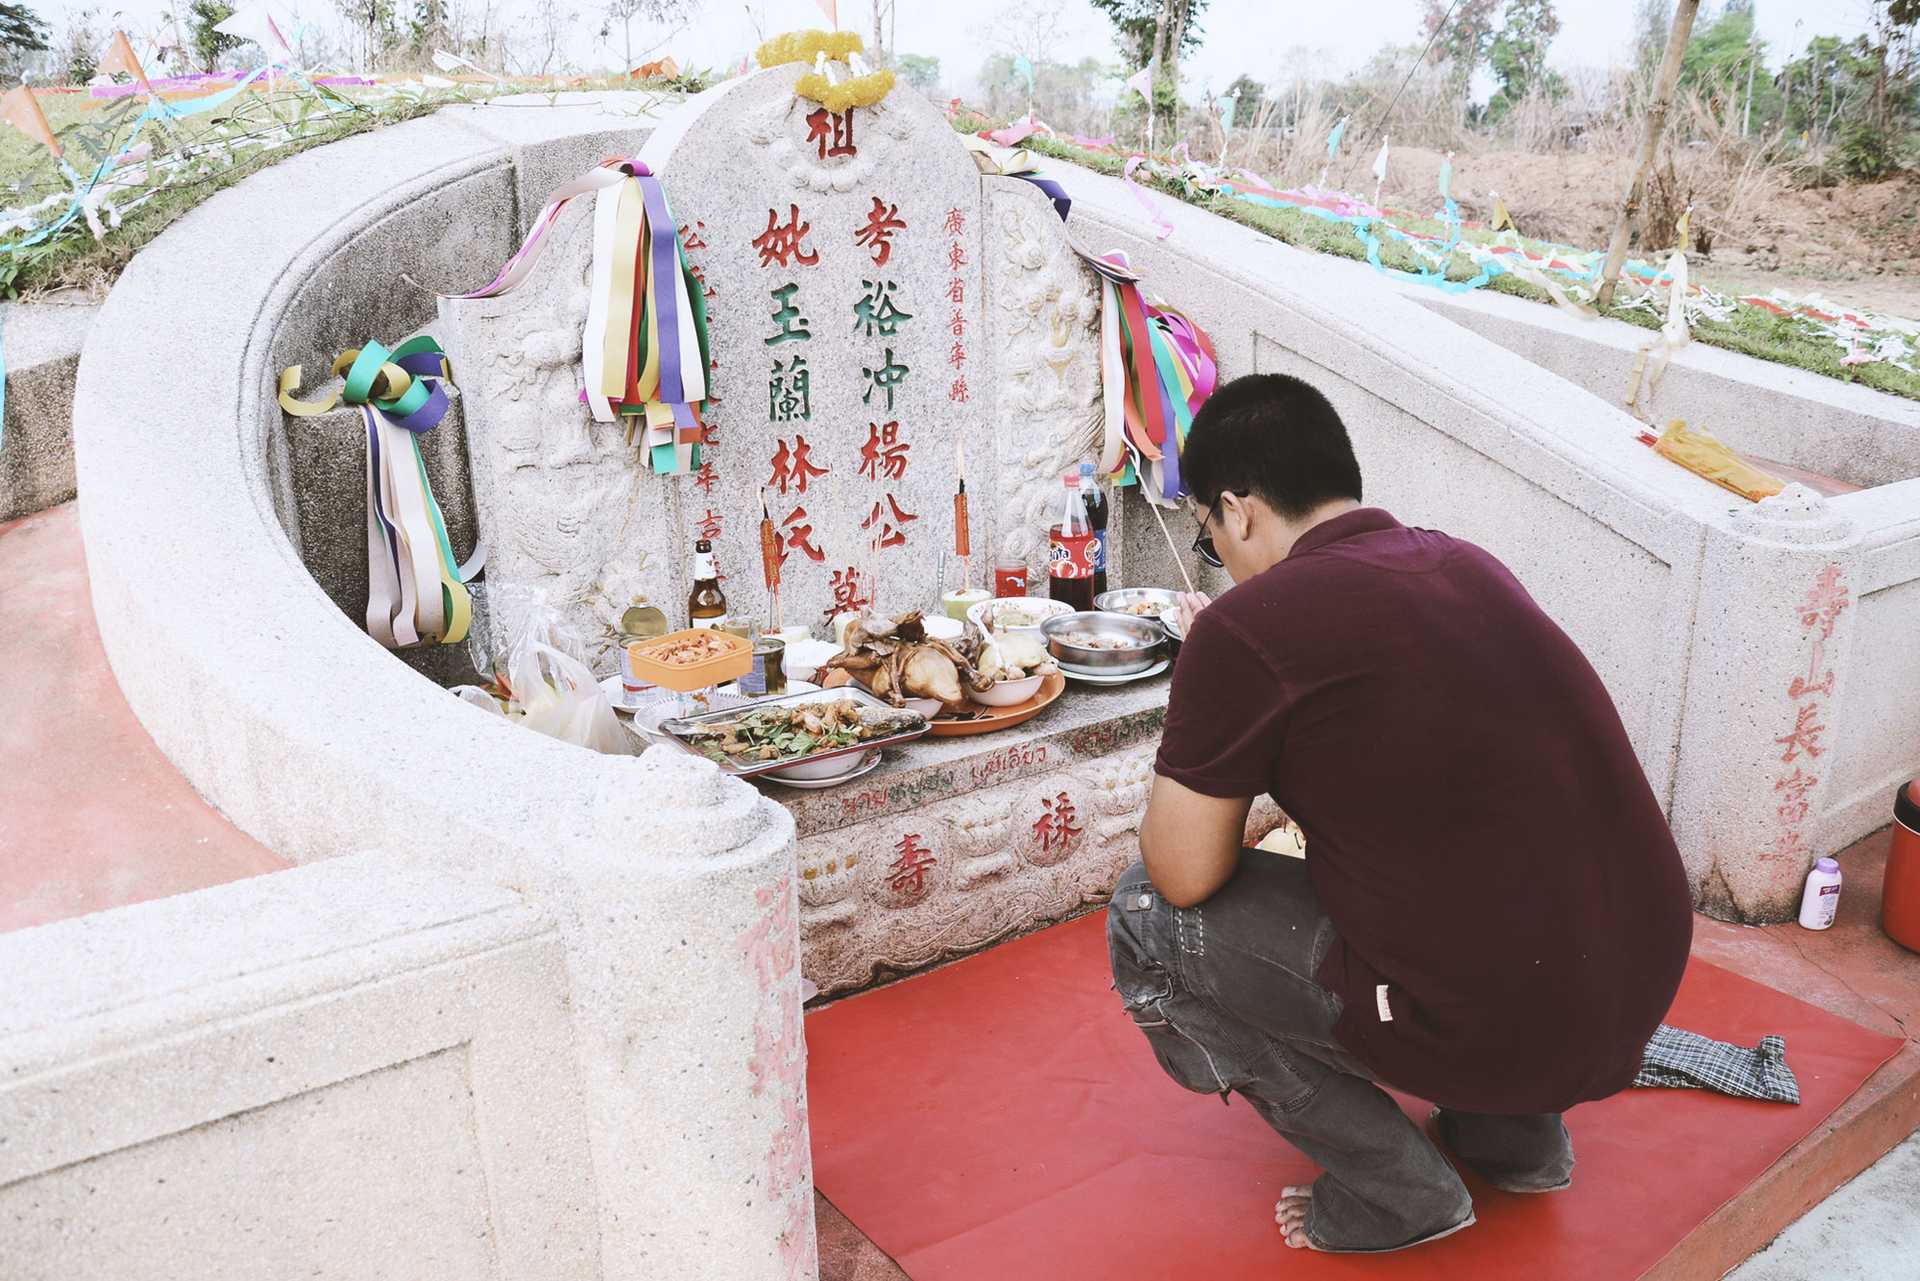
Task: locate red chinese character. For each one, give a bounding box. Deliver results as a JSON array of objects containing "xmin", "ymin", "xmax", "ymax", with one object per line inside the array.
[
  {"xmin": 947, "ymin": 242, "xmax": 968, "ymax": 270},
  {"xmin": 829, "ymin": 566, "xmax": 871, "ymax": 615},
  {"xmin": 689, "ymin": 262, "xmax": 715, "ymax": 300},
  {"xmin": 1032, "ymin": 792, "xmax": 1082, "ymax": 855},
  {"xmin": 949, "ymin": 375, "xmax": 970, "ymax": 403},
  {"xmin": 1769, "ymin": 826, "xmax": 1811, "ymax": 861},
  {"xmin": 854, "ymin": 196, "xmax": 907, "ymax": 266},
  {"xmin": 947, "ymin": 278, "xmax": 965, "ymax": 305},
  {"xmin": 699, "ymin": 420, "xmax": 720, "ymax": 447},
  {"xmin": 693, "ymin": 460, "xmax": 719, "ymax": 494},
  {"xmin": 777, "ymin": 506, "xmax": 825, "ymax": 565},
  {"xmin": 769, "ymin": 435, "xmax": 829, "ymax": 495},
  {"xmin": 949, "ymin": 310, "xmax": 968, "ymax": 337},
  {"xmin": 697, "ymin": 508, "xmax": 723, "ymax": 540},
  {"xmin": 888, "ymin": 832, "xmax": 935, "ymax": 894},
  {"xmin": 1788, "ymin": 669, "xmax": 1836, "ymax": 700},
  {"xmin": 942, "ymin": 208, "xmax": 966, "ymax": 236},
  {"xmin": 1774, "ymin": 767, "xmax": 1819, "ymax": 828},
  {"xmin": 948, "ymin": 340, "xmax": 967, "ymax": 369},
  {"xmin": 1797, "ymin": 565, "xmax": 1850, "ymax": 641},
  {"xmin": 858, "ymin": 420, "xmax": 910, "ymax": 481},
  {"xmin": 752, "ymin": 205, "xmax": 820, "ymax": 269},
  {"xmin": 805, "ymin": 106, "xmax": 856, "ymax": 159},
  {"xmin": 862, "ymin": 494, "xmax": 919, "ymax": 549},
  {"xmin": 1775, "ymin": 703, "xmax": 1827, "ymax": 763},
  {"xmin": 678, "ymin": 220, "xmax": 709, "ymax": 250}
]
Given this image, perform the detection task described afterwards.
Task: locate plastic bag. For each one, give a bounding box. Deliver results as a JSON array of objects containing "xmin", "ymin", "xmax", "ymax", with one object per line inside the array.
[{"xmin": 505, "ymin": 638, "xmax": 633, "ymax": 755}]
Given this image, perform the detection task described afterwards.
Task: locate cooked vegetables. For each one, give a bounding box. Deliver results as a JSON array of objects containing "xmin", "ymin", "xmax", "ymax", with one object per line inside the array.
[{"xmin": 682, "ymin": 699, "xmax": 919, "ymax": 763}]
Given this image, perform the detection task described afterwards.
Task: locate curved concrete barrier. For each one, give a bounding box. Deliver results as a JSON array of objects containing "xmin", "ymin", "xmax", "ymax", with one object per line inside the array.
[{"xmin": 73, "ymin": 96, "xmax": 813, "ymax": 1279}]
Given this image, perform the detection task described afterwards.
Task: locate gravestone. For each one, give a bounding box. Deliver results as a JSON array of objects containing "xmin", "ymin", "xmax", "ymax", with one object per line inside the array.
[{"xmin": 440, "ymin": 62, "xmax": 1119, "ymax": 666}]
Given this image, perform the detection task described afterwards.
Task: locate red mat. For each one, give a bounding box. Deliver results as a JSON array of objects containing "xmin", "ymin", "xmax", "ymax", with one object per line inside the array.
[{"xmin": 807, "ymin": 912, "xmax": 1901, "ymax": 1281}]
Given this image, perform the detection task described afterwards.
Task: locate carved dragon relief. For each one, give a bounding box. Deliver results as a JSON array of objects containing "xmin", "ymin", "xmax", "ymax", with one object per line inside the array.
[
  {"xmin": 796, "ymin": 747, "xmax": 1154, "ymax": 996},
  {"xmin": 989, "ymin": 192, "xmax": 1105, "ymax": 563}
]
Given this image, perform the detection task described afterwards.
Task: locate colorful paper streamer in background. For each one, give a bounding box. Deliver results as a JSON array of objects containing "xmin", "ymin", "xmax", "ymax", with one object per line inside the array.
[
  {"xmin": 278, "ymin": 336, "xmax": 476, "ymax": 648},
  {"xmin": 449, "ymin": 157, "xmax": 710, "ymax": 475}
]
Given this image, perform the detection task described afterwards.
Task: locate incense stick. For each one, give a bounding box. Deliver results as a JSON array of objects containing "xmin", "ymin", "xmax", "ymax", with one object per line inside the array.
[{"xmin": 1147, "ymin": 499, "xmax": 1198, "ymax": 594}]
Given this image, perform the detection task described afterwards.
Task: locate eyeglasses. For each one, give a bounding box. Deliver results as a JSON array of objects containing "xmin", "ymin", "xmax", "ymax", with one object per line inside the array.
[{"xmin": 1191, "ymin": 494, "xmax": 1231, "ymax": 569}]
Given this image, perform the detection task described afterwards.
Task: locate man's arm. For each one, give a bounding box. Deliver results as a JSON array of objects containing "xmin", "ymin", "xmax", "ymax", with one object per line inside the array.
[{"xmin": 1138, "ymin": 773, "xmax": 1253, "ymax": 908}]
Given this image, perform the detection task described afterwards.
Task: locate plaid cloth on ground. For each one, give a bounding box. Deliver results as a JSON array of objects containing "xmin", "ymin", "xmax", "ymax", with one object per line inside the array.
[{"xmin": 1633, "ymin": 1024, "xmax": 1800, "ymax": 1103}]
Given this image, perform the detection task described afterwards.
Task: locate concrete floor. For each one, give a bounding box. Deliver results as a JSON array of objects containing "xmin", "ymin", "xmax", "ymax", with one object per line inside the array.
[
  {"xmin": 1727, "ymin": 1132, "xmax": 1920, "ymax": 1280},
  {"xmin": 0, "ymin": 504, "xmax": 286, "ymax": 934}
]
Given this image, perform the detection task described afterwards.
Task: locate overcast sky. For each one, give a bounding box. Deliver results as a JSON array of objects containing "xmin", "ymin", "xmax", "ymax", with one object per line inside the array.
[{"xmin": 92, "ymin": 0, "xmax": 1885, "ymax": 91}]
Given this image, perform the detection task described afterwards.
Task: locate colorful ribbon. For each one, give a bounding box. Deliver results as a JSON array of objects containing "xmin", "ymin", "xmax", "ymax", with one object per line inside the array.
[
  {"xmin": 449, "ymin": 157, "xmax": 709, "ymax": 475},
  {"xmin": 278, "ymin": 335, "xmax": 474, "ymax": 648}
]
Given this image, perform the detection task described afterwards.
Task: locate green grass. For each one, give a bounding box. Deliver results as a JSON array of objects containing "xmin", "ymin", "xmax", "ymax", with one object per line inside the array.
[
  {"xmin": 0, "ymin": 77, "xmax": 691, "ymax": 300},
  {"xmin": 1014, "ymin": 134, "xmax": 1920, "ymax": 403}
]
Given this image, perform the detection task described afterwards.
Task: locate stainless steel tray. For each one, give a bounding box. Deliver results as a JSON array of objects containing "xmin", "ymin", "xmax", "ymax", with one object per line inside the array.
[{"xmin": 656, "ymin": 686, "xmax": 931, "ymax": 779}]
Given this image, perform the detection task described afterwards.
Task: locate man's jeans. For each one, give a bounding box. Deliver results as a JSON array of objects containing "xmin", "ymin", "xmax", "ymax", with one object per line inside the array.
[{"xmin": 1107, "ymin": 851, "xmax": 1574, "ymax": 1252}]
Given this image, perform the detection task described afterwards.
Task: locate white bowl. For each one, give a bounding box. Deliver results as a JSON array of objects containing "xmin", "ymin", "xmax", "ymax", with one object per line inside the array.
[
  {"xmin": 900, "ymin": 695, "xmax": 945, "ymax": 718},
  {"xmin": 967, "ymin": 671, "xmax": 1045, "ymax": 706},
  {"xmin": 781, "ymin": 638, "xmax": 842, "ymax": 684},
  {"xmin": 967, "ymin": 596, "xmax": 1074, "ymax": 637},
  {"xmin": 766, "ymin": 751, "xmax": 877, "ymax": 782}
]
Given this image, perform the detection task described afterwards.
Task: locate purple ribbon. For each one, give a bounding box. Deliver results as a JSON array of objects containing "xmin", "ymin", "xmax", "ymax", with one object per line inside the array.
[
  {"xmin": 634, "ymin": 168, "xmax": 686, "ymax": 409},
  {"xmin": 1014, "ymin": 173, "xmax": 1072, "ymax": 222}
]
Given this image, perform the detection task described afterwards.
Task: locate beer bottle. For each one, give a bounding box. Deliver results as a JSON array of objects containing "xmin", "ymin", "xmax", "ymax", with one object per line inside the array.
[{"xmin": 688, "ymin": 539, "xmax": 730, "ymax": 628}]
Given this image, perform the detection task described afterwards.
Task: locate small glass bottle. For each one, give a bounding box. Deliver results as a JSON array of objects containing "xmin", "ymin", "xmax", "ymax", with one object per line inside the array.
[{"xmin": 688, "ymin": 539, "xmax": 730, "ymax": 628}]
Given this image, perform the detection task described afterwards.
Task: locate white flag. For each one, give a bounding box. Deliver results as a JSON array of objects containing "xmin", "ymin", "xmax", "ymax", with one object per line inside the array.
[
  {"xmin": 1124, "ymin": 63, "xmax": 1153, "ymax": 98},
  {"xmin": 214, "ymin": 4, "xmax": 294, "ymax": 62},
  {"xmin": 1371, "ymin": 137, "xmax": 1390, "ymax": 185},
  {"xmin": 432, "ymin": 49, "xmax": 482, "ymax": 73}
]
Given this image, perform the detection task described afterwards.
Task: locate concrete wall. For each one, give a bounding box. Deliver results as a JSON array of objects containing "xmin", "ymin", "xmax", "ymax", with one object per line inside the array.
[
  {"xmin": 0, "ymin": 855, "xmax": 600, "ymax": 1280},
  {"xmin": 70, "ymin": 94, "xmax": 815, "ymax": 1280},
  {"xmin": 1412, "ymin": 287, "xmax": 1920, "ymax": 490},
  {"xmin": 1040, "ymin": 164, "xmax": 1920, "ymax": 922},
  {"xmin": 0, "ymin": 303, "xmax": 95, "ymax": 522}
]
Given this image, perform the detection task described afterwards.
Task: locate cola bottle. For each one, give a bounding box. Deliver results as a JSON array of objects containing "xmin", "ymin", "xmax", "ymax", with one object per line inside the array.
[{"xmin": 1049, "ymin": 471, "xmax": 1096, "ymax": 612}]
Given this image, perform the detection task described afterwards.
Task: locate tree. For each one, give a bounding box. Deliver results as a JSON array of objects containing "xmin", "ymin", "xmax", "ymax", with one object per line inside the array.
[
  {"xmin": 1486, "ymin": 0, "xmax": 1563, "ymax": 120},
  {"xmin": 1224, "ymin": 72, "xmax": 1265, "ymax": 116},
  {"xmin": 0, "ymin": 3, "xmax": 48, "ymax": 58},
  {"xmin": 1632, "ymin": 0, "xmax": 1672, "ymax": 83},
  {"xmin": 1419, "ymin": 0, "xmax": 1501, "ymax": 82},
  {"xmin": 411, "ymin": 0, "xmax": 447, "ymax": 56},
  {"xmin": 523, "ymin": 0, "xmax": 576, "ymax": 75},
  {"xmin": 1598, "ymin": 0, "xmax": 1702, "ymax": 308},
  {"xmin": 896, "ymin": 53, "xmax": 939, "ymax": 91},
  {"xmin": 599, "ymin": 0, "xmax": 691, "ymax": 73},
  {"xmin": 189, "ymin": 0, "xmax": 241, "ymax": 73},
  {"xmin": 55, "ymin": 5, "xmax": 99, "ymax": 82},
  {"xmin": 1089, "ymin": 0, "xmax": 1206, "ymax": 67}
]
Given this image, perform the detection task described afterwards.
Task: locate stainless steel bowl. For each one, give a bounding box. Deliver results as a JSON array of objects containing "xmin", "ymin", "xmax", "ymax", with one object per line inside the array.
[
  {"xmin": 1041, "ymin": 611, "xmax": 1164, "ymax": 674},
  {"xmin": 1094, "ymin": 588, "xmax": 1181, "ymax": 627}
]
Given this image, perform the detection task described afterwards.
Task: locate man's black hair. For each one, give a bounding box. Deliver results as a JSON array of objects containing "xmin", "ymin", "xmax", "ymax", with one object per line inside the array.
[{"xmin": 1181, "ymin": 373, "xmax": 1363, "ymax": 519}]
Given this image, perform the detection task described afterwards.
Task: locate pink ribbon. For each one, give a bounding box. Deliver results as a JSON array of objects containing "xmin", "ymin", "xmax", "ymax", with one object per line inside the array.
[{"xmin": 1122, "ymin": 157, "xmax": 1175, "ymax": 241}]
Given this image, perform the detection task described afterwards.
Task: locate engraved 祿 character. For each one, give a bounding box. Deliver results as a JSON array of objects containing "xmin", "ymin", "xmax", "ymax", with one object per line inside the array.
[
  {"xmin": 851, "ymin": 279, "xmax": 914, "ymax": 339},
  {"xmin": 888, "ymin": 833, "xmax": 935, "ymax": 894},
  {"xmin": 853, "ymin": 196, "xmax": 906, "ymax": 266},
  {"xmin": 805, "ymin": 106, "xmax": 856, "ymax": 159},
  {"xmin": 769, "ymin": 355, "xmax": 812, "ymax": 422},
  {"xmin": 769, "ymin": 435, "xmax": 829, "ymax": 496},
  {"xmin": 765, "ymin": 283, "xmax": 811, "ymax": 346},
  {"xmin": 1032, "ymin": 792, "xmax": 1082, "ymax": 856},
  {"xmin": 752, "ymin": 205, "xmax": 820, "ymax": 269},
  {"xmin": 861, "ymin": 349, "xmax": 909, "ymax": 412},
  {"xmin": 858, "ymin": 420, "xmax": 910, "ymax": 482},
  {"xmin": 862, "ymin": 494, "xmax": 918, "ymax": 549}
]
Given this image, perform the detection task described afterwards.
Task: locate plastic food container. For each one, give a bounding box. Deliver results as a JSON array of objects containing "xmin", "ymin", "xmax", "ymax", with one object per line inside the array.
[
  {"xmin": 626, "ymin": 628, "xmax": 753, "ymax": 692},
  {"xmin": 1041, "ymin": 611, "xmax": 1164, "ymax": 674}
]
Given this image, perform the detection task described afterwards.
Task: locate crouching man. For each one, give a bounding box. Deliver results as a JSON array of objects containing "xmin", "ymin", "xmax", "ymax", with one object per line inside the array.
[{"xmin": 1110, "ymin": 373, "xmax": 1692, "ymax": 1252}]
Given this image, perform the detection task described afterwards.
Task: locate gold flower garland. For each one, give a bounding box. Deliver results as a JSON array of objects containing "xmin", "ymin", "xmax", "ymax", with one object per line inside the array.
[
  {"xmin": 755, "ymin": 30, "xmax": 863, "ymax": 69},
  {"xmin": 794, "ymin": 68, "xmax": 896, "ymax": 112}
]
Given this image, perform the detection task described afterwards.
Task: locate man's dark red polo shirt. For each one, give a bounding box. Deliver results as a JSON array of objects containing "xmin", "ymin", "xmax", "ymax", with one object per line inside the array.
[{"xmin": 1155, "ymin": 507, "xmax": 1693, "ymax": 1115}]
